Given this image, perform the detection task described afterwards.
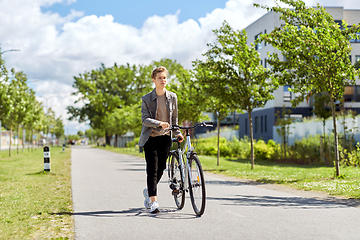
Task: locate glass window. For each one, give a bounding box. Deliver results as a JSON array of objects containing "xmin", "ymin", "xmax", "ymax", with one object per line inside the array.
[
  {"xmin": 245, "ymin": 118, "xmax": 248, "ymax": 135},
  {"xmin": 264, "ymin": 30, "xmax": 267, "ymax": 46},
  {"xmin": 255, "ymin": 33, "xmax": 262, "ymax": 50},
  {"xmin": 283, "ymin": 85, "xmax": 291, "ymax": 102},
  {"xmin": 261, "ymin": 116, "xmax": 263, "ymax": 133},
  {"xmin": 264, "ymin": 58, "xmax": 267, "ymax": 68},
  {"xmin": 349, "ymin": 55, "xmax": 352, "ymax": 63},
  {"xmin": 348, "ymin": 28, "xmax": 360, "ymax": 43},
  {"xmin": 344, "ymin": 86, "xmax": 355, "ymax": 102},
  {"xmin": 264, "ymin": 115, "xmax": 267, "ymax": 133},
  {"xmin": 335, "ymin": 20, "xmax": 343, "ymax": 29},
  {"xmin": 356, "ymin": 86, "xmax": 360, "ymax": 102},
  {"xmin": 255, "ymin": 117, "xmax": 259, "ymax": 133},
  {"xmin": 355, "ymin": 55, "xmax": 360, "ymax": 70}
]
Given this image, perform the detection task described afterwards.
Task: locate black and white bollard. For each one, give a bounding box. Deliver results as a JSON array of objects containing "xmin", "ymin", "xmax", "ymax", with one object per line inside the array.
[
  {"xmin": 62, "ymin": 143, "xmax": 65, "ymax": 152},
  {"xmin": 43, "ymin": 146, "xmax": 50, "ymax": 172}
]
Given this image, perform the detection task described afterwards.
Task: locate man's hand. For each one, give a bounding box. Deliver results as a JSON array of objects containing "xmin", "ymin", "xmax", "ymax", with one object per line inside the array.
[
  {"xmin": 159, "ymin": 121, "xmax": 170, "ymax": 129},
  {"xmin": 178, "ymin": 134, "xmax": 184, "ymax": 143}
]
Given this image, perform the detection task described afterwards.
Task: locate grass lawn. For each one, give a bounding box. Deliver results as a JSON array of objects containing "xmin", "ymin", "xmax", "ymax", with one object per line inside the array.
[
  {"xmin": 99, "ymin": 146, "xmax": 360, "ymax": 200},
  {"xmin": 0, "ymin": 146, "xmax": 73, "ymax": 239}
]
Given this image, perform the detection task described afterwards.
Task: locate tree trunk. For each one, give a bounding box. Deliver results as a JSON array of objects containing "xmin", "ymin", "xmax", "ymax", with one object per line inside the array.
[
  {"xmin": 114, "ymin": 134, "xmax": 118, "ymax": 148},
  {"xmin": 283, "ymin": 127, "xmax": 286, "ymax": 159},
  {"xmin": 22, "ymin": 126, "xmax": 25, "ymax": 152},
  {"xmin": 9, "ymin": 125, "xmax": 12, "ymax": 157},
  {"xmin": 249, "ymin": 111, "xmax": 254, "ymax": 170},
  {"xmin": 28, "ymin": 128, "xmax": 31, "ymax": 152},
  {"xmin": 17, "ymin": 125, "xmax": 20, "ymax": 154},
  {"xmin": 217, "ymin": 116, "xmax": 220, "ymax": 166},
  {"xmin": 31, "ymin": 129, "xmax": 33, "ymax": 151},
  {"xmin": 105, "ymin": 132, "xmax": 111, "ymax": 146},
  {"xmin": 331, "ymin": 101, "xmax": 340, "ymax": 176}
]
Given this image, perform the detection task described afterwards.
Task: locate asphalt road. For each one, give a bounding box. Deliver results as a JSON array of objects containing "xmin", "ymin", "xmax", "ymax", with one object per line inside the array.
[{"xmin": 71, "ymin": 146, "xmax": 360, "ymax": 240}]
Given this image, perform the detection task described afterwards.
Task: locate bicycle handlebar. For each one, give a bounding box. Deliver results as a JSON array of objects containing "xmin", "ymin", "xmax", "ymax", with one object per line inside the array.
[{"xmin": 167, "ymin": 121, "xmax": 214, "ymax": 131}]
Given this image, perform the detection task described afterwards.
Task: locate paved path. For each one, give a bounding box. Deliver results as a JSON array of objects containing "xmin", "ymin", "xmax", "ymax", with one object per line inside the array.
[{"xmin": 71, "ymin": 146, "xmax": 360, "ymax": 240}]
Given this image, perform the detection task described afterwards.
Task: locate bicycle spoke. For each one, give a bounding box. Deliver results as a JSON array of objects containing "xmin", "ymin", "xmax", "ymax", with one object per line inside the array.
[{"xmin": 188, "ymin": 155, "xmax": 206, "ymax": 216}]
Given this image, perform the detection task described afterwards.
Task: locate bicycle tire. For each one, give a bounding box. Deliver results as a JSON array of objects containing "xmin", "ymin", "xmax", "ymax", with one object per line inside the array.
[
  {"xmin": 188, "ymin": 154, "xmax": 206, "ymax": 216},
  {"xmin": 169, "ymin": 153, "xmax": 185, "ymax": 209}
]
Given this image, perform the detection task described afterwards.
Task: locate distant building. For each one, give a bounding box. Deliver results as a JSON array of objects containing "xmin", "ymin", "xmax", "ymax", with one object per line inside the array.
[{"xmin": 238, "ymin": 7, "xmax": 360, "ymax": 142}]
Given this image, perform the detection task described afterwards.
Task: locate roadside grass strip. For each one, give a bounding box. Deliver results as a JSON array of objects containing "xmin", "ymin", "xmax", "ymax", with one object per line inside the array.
[
  {"xmin": 102, "ymin": 146, "xmax": 360, "ymax": 200},
  {"xmin": 0, "ymin": 147, "xmax": 73, "ymax": 239}
]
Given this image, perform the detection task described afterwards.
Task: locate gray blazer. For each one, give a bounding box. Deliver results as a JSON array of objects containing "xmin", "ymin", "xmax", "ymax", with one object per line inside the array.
[{"xmin": 138, "ymin": 89, "xmax": 181, "ymax": 147}]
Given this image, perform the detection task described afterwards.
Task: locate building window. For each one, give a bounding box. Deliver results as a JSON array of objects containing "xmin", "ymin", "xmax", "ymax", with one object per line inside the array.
[
  {"xmin": 356, "ymin": 56, "xmax": 360, "ymax": 70},
  {"xmin": 261, "ymin": 116, "xmax": 263, "ymax": 133},
  {"xmin": 356, "ymin": 86, "xmax": 360, "ymax": 102},
  {"xmin": 264, "ymin": 30, "xmax": 267, "ymax": 46},
  {"xmin": 344, "ymin": 86, "xmax": 355, "ymax": 102},
  {"xmin": 264, "ymin": 115, "xmax": 267, "ymax": 133},
  {"xmin": 255, "ymin": 116, "xmax": 259, "ymax": 133},
  {"xmin": 260, "ymin": 59, "xmax": 263, "ymax": 66},
  {"xmin": 264, "ymin": 58, "xmax": 267, "ymax": 68},
  {"xmin": 349, "ymin": 32, "xmax": 360, "ymax": 43},
  {"xmin": 335, "ymin": 20, "xmax": 343, "ymax": 29},
  {"xmin": 245, "ymin": 118, "xmax": 248, "ymax": 135},
  {"xmin": 283, "ymin": 85, "xmax": 291, "ymax": 102},
  {"xmin": 349, "ymin": 55, "xmax": 352, "ymax": 63},
  {"xmin": 255, "ymin": 32, "xmax": 262, "ymax": 50}
]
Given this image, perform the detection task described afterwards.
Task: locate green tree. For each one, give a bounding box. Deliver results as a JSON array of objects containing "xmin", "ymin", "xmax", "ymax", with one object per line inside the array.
[
  {"xmin": 275, "ymin": 106, "xmax": 293, "ymax": 159},
  {"xmin": 255, "ymin": 0, "xmax": 360, "ymax": 176},
  {"xmin": 313, "ymin": 93, "xmax": 332, "ymax": 139},
  {"xmin": 46, "ymin": 108, "xmax": 56, "ymax": 145},
  {"xmin": 67, "ymin": 63, "xmax": 153, "ymax": 145},
  {"xmin": 23, "ymin": 91, "xmax": 42, "ymax": 151},
  {"xmin": 195, "ymin": 21, "xmax": 278, "ymax": 169},
  {"xmin": 85, "ymin": 128, "xmax": 105, "ymax": 145},
  {"xmin": 193, "ymin": 59, "xmax": 233, "ymax": 166},
  {"xmin": 167, "ymin": 68, "xmax": 207, "ymax": 124},
  {"xmin": 53, "ymin": 117, "xmax": 65, "ymax": 145},
  {"xmin": 2, "ymin": 69, "xmax": 32, "ymax": 155},
  {"xmin": 77, "ymin": 130, "xmax": 84, "ymax": 137}
]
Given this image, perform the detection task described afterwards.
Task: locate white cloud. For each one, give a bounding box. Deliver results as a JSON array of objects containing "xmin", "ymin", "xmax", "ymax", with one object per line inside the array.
[{"xmin": 1, "ymin": 0, "xmax": 359, "ymax": 134}]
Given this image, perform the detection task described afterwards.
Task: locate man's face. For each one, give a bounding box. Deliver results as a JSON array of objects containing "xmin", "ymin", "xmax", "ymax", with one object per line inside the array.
[{"xmin": 152, "ymin": 71, "xmax": 167, "ymax": 89}]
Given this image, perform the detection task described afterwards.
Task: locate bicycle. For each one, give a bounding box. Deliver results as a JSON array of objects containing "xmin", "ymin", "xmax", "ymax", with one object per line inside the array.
[{"xmin": 166, "ymin": 121, "xmax": 213, "ymax": 216}]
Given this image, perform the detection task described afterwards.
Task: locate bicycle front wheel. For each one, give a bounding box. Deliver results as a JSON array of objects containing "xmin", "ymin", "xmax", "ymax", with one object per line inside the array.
[
  {"xmin": 188, "ymin": 154, "xmax": 206, "ymax": 216},
  {"xmin": 169, "ymin": 153, "xmax": 185, "ymax": 209}
]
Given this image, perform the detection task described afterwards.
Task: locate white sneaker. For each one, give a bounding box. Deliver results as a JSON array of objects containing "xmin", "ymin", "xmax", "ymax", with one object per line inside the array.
[
  {"xmin": 150, "ymin": 201, "xmax": 160, "ymax": 213},
  {"xmin": 143, "ymin": 188, "xmax": 151, "ymax": 209}
]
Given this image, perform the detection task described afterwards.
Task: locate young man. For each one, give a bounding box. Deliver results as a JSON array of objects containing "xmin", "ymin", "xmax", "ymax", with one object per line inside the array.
[{"xmin": 138, "ymin": 66, "xmax": 183, "ymax": 213}]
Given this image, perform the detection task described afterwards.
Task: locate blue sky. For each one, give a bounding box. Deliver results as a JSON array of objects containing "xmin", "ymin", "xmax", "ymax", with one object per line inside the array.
[
  {"xmin": 42, "ymin": 0, "xmax": 228, "ymax": 28},
  {"xmin": 2, "ymin": 0, "xmax": 359, "ymax": 135}
]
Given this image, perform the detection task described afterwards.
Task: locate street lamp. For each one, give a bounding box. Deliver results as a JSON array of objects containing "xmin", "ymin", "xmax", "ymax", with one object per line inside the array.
[{"xmin": 0, "ymin": 49, "xmax": 20, "ymax": 55}]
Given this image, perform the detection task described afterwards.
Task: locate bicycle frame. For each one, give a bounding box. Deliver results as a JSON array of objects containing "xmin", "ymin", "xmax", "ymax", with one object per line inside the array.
[
  {"xmin": 168, "ymin": 122, "xmax": 213, "ymax": 193},
  {"xmin": 176, "ymin": 135, "xmax": 194, "ymax": 190}
]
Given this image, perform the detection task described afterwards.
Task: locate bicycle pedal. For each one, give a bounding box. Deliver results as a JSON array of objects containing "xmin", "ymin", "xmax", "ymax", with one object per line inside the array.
[{"xmin": 172, "ymin": 189, "xmax": 180, "ymax": 196}]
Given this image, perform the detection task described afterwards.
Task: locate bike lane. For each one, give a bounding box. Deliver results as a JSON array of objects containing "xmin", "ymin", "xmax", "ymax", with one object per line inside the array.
[{"xmin": 72, "ymin": 146, "xmax": 360, "ymax": 240}]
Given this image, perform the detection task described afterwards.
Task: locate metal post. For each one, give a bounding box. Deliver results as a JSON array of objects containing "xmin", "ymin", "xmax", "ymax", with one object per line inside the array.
[
  {"xmin": 62, "ymin": 143, "xmax": 65, "ymax": 152},
  {"xmin": 43, "ymin": 146, "xmax": 50, "ymax": 171}
]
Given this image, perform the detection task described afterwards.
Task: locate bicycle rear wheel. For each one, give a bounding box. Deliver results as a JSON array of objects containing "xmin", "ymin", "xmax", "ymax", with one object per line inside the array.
[
  {"xmin": 169, "ymin": 153, "xmax": 185, "ymax": 209},
  {"xmin": 188, "ymin": 154, "xmax": 206, "ymax": 216}
]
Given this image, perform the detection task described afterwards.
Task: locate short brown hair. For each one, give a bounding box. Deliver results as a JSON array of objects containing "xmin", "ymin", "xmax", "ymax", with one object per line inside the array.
[{"xmin": 151, "ymin": 66, "xmax": 168, "ymax": 79}]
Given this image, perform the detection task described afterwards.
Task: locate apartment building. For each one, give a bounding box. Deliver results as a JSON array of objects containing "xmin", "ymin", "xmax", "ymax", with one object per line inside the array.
[{"xmin": 238, "ymin": 7, "xmax": 360, "ymax": 142}]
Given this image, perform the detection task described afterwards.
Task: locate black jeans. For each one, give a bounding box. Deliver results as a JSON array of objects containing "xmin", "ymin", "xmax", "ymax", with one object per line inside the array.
[{"xmin": 144, "ymin": 135, "xmax": 171, "ymax": 197}]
